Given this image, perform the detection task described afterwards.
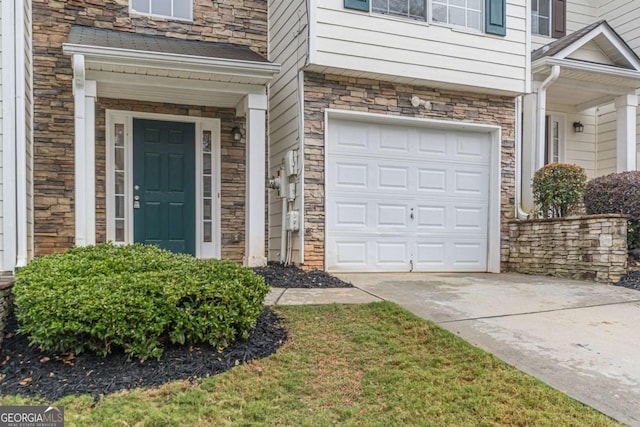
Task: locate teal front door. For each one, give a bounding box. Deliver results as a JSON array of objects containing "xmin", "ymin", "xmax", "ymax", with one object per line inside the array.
[{"xmin": 133, "ymin": 119, "xmax": 196, "ymax": 256}]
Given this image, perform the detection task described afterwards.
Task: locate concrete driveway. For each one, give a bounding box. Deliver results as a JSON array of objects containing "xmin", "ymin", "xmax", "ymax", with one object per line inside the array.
[{"xmin": 335, "ymin": 272, "xmax": 640, "ymax": 427}]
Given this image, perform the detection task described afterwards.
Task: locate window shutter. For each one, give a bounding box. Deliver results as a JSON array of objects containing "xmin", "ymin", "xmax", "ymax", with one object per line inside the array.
[
  {"xmin": 485, "ymin": 0, "xmax": 506, "ymax": 36},
  {"xmin": 344, "ymin": 0, "xmax": 369, "ymax": 12},
  {"xmin": 552, "ymin": 0, "xmax": 566, "ymax": 38}
]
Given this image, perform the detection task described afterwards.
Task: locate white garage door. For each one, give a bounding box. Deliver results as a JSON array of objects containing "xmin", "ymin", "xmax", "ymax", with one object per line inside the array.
[{"xmin": 326, "ymin": 118, "xmax": 492, "ymax": 272}]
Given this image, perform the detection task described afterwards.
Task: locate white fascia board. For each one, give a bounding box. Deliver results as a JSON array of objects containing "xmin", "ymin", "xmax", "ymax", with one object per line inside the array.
[
  {"xmin": 62, "ymin": 43, "xmax": 281, "ymax": 82},
  {"xmin": 532, "ymin": 57, "xmax": 640, "ymax": 83},
  {"xmin": 553, "ymin": 25, "xmax": 640, "ymax": 71}
]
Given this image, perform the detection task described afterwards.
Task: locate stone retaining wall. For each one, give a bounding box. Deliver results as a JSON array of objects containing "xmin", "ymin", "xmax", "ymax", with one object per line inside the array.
[
  {"xmin": 508, "ymin": 214, "xmax": 627, "ymax": 283},
  {"xmin": 0, "ymin": 278, "xmax": 14, "ymax": 348}
]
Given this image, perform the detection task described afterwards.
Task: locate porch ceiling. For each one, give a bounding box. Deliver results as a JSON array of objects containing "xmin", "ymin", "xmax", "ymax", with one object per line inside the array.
[
  {"xmin": 62, "ymin": 26, "xmax": 280, "ymax": 108},
  {"xmin": 533, "ymin": 60, "xmax": 640, "ymax": 111}
]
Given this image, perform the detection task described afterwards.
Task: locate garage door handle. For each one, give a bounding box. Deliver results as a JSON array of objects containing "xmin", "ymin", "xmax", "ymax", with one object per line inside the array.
[{"xmin": 410, "ymin": 208, "xmax": 414, "ymax": 220}]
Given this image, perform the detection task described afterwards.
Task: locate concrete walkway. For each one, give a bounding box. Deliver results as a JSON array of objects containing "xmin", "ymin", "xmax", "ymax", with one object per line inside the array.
[{"xmin": 268, "ymin": 273, "xmax": 640, "ymax": 426}]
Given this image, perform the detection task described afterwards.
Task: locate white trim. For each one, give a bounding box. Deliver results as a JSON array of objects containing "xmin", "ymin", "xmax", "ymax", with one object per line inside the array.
[
  {"xmin": 1, "ymin": 0, "xmax": 17, "ymax": 272},
  {"xmin": 307, "ymin": 0, "xmax": 317, "ymax": 65},
  {"xmin": 533, "ymin": 58, "xmax": 640, "ymax": 80},
  {"xmin": 105, "ymin": 110, "xmax": 221, "ymax": 259},
  {"xmin": 297, "ymin": 70, "xmax": 305, "ymax": 264},
  {"xmin": 129, "ymin": 0, "xmax": 193, "ymax": 22},
  {"xmin": 553, "ymin": 26, "xmax": 640, "ymax": 71},
  {"xmin": 62, "ymin": 44, "xmax": 281, "ymax": 80},
  {"xmin": 15, "ymin": 0, "xmax": 28, "ymax": 268},
  {"xmin": 323, "ymin": 109, "xmax": 502, "ymax": 273},
  {"xmin": 525, "ymin": 0, "xmax": 532, "ymax": 93}
]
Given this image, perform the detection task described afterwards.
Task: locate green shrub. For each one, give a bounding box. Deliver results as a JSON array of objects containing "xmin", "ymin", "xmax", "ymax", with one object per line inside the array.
[
  {"xmin": 13, "ymin": 243, "xmax": 269, "ymax": 360},
  {"xmin": 532, "ymin": 163, "xmax": 587, "ymax": 218},
  {"xmin": 584, "ymin": 171, "xmax": 640, "ymax": 249}
]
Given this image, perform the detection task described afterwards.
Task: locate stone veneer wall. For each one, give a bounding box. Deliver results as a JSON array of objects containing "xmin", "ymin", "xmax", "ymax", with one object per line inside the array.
[
  {"xmin": 302, "ymin": 72, "xmax": 516, "ymax": 270},
  {"xmin": 508, "ymin": 215, "xmax": 627, "ymax": 283},
  {"xmin": 0, "ymin": 278, "xmax": 14, "ymax": 348},
  {"xmin": 32, "ymin": 0, "xmax": 266, "ymax": 257},
  {"xmin": 96, "ymin": 99, "xmax": 247, "ymax": 263}
]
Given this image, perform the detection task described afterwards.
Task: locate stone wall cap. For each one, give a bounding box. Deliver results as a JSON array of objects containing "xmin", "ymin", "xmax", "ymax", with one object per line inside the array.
[
  {"xmin": 509, "ymin": 214, "xmax": 628, "ymax": 224},
  {"xmin": 0, "ymin": 278, "xmax": 15, "ymax": 290}
]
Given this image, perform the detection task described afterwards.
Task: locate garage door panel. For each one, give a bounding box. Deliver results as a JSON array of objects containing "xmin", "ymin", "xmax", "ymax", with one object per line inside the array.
[
  {"xmin": 378, "ymin": 165, "xmax": 409, "ymax": 190},
  {"xmin": 417, "ymin": 130, "xmax": 448, "ymax": 157},
  {"xmin": 454, "ymin": 206, "xmax": 488, "ymax": 231},
  {"xmin": 452, "ymin": 241, "xmax": 487, "ymax": 269},
  {"xmin": 380, "ymin": 127, "xmax": 410, "ymax": 153},
  {"xmin": 335, "ymin": 162, "xmax": 368, "ymax": 188},
  {"xmin": 335, "ymin": 202, "xmax": 368, "ymax": 227},
  {"xmin": 454, "ymin": 169, "xmax": 489, "ymax": 196},
  {"xmin": 377, "ymin": 241, "xmax": 409, "ymax": 266},
  {"xmin": 414, "ymin": 242, "xmax": 446, "ymax": 269},
  {"xmin": 413, "ymin": 239, "xmax": 487, "ymax": 271},
  {"xmin": 455, "ymin": 133, "xmax": 491, "ymax": 163},
  {"xmin": 417, "ymin": 168, "xmax": 447, "ymax": 192},
  {"xmin": 334, "ymin": 121, "xmax": 369, "ymax": 150},
  {"xmin": 416, "ymin": 206, "xmax": 446, "ymax": 230}
]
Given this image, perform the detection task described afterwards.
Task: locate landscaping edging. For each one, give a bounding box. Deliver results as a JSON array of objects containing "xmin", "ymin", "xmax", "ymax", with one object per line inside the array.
[
  {"xmin": 0, "ymin": 278, "xmax": 14, "ymax": 347},
  {"xmin": 508, "ymin": 214, "xmax": 627, "ymax": 283}
]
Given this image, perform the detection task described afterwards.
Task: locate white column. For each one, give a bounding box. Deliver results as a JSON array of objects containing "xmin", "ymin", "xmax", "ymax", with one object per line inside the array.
[
  {"xmin": 521, "ymin": 93, "xmax": 537, "ymax": 212},
  {"xmin": 615, "ymin": 93, "xmax": 638, "ymax": 172},
  {"xmin": 241, "ymin": 93, "xmax": 268, "ymax": 267},
  {"xmin": 72, "ymin": 54, "xmax": 97, "ymax": 246}
]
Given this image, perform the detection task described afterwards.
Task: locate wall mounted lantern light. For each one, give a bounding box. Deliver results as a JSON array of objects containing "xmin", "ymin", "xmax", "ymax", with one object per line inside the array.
[
  {"xmin": 572, "ymin": 121, "xmax": 584, "ymax": 133},
  {"xmin": 232, "ymin": 126, "xmax": 242, "ymax": 141}
]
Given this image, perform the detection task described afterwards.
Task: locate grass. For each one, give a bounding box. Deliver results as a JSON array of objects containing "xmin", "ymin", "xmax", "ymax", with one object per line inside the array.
[{"xmin": 0, "ymin": 302, "xmax": 620, "ymax": 426}]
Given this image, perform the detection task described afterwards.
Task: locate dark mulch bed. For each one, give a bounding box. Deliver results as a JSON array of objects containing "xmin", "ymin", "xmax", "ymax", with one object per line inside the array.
[
  {"xmin": 0, "ymin": 263, "xmax": 349, "ymax": 401},
  {"xmin": 616, "ymin": 270, "xmax": 640, "ymax": 290},
  {"xmin": 0, "ymin": 309, "xmax": 287, "ymax": 401},
  {"xmin": 253, "ymin": 262, "xmax": 353, "ymax": 288}
]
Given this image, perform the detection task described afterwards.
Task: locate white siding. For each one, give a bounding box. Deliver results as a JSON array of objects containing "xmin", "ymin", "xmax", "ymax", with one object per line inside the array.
[
  {"xmin": 268, "ymin": 0, "xmax": 307, "ymax": 262},
  {"xmin": 598, "ymin": 0, "xmax": 640, "ymax": 53},
  {"xmin": 531, "ymin": 0, "xmax": 599, "ymax": 50},
  {"xmin": 311, "ymin": 0, "xmax": 527, "ymax": 95},
  {"xmin": 596, "ymin": 104, "xmax": 617, "ymax": 176},
  {"xmin": 547, "ymin": 104, "xmax": 598, "ymax": 178}
]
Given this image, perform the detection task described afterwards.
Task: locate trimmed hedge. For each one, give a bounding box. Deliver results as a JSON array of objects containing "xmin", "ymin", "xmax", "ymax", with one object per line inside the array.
[
  {"xmin": 584, "ymin": 171, "xmax": 640, "ymax": 249},
  {"xmin": 532, "ymin": 163, "xmax": 587, "ymax": 218},
  {"xmin": 14, "ymin": 243, "xmax": 269, "ymax": 360}
]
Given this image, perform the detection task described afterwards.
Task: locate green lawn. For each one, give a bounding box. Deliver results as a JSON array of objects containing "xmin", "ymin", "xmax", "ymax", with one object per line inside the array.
[{"xmin": 0, "ymin": 302, "xmax": 620, "ymax": 426}]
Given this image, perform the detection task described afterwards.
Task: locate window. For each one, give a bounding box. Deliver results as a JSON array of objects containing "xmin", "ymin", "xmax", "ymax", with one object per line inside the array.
[
  {"xmin": 432, "ymin": 0, "xmax": 482, "ymax": 31},
  {"xmin": 532, "ymin": 0, "xmax": 550, "ymax": 36},
  {"xmin": 372, "ymin": 0, "xmax": 427, "ymax": 21},
  {"xmin": 345, "ymin": 0, "xmax": 506, "ymax": 35},
  {"xmin": 131, "ymin": 0, "xmax": 192, "ymax": 21},
  {"xmin": 545, "ymin": 114, "xmax": 565, "ymax": 164},
  {"xmin": 532, "ymin": 0, "xmax": 566, "ymax": 38}
]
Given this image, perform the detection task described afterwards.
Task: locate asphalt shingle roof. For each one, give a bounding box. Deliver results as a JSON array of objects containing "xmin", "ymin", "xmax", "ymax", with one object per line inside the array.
[
  {"xmin": 531, "ymin": 20, "xmax": 607, "ymax": 62},
  {"xmin": 67, "ymin": 25, "xmax": 270, "ymax": 63}
]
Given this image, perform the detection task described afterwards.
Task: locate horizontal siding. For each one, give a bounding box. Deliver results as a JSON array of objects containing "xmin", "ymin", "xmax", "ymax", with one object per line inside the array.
[
  {"xmin": 312, "ymin": 0, "xmax": 527, "ymax": 95},
  {"xmin": 268, "ymin": 0, "xmax": 306, "ymax": 262},
  {"xmin": 595, "ymin": 102, "xmax": 640, "ymax": 178},
  {"xmin": 547, "ymin": 104, "xmax": 598, "ymax": 178},
  {"xmin": 531, "ymin": 0, "xmax": 599, "ymax": 50},
  {"xmin": 598, "ymin": 0, "xmax": 640, "ymax": 53}
]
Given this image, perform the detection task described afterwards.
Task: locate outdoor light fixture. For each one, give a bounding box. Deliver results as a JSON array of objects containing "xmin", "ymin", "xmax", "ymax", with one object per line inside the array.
[
  {"xmin": 232, "ymin": 126, "xmax": 242, "ymax": 141},
  {"xmin": 573, "ymin": 121, "xmax": 584, "ymax": 133}
]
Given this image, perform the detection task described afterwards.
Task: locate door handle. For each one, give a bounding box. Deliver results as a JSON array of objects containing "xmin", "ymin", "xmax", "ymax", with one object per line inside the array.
[
  {"xmin": 134, "ymin": 195, "xmax": 140, "ymax": 209},
  {"xmin": 410, "ymin": 208, "xmax": 414, "ymax": 220}
]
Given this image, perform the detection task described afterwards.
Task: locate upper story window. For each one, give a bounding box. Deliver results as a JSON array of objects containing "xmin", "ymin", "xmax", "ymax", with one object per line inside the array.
[
  {"xmin": 532, "ymin": 0, "xmax": 550, "ymax": 36},
  {"xmin": 372, "ymin": 0, "xmax": 427, "ymax": 21},
  {"xmin": 344, "ymin": 0, "xmax": 506, "ymax": 36},
  {"xmin": 432, "ymin": 0, "xmax": 482, "ymax": 31},
  {"xmin": 131, "ymin": 0, "xmax": 192, "ymax": 21},
  {"xmin": 532, "ymin": 0, "xmax": 566, "ymax": 38}
]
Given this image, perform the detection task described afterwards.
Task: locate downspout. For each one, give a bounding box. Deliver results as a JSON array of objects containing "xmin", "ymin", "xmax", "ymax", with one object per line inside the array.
[
  {"xmin": 15, "ymin": 0, "xmax": 28, "ymax": 267},
  {"xmin": 514, "ymin": 96, "xmax": 528, "ymax": 219}
]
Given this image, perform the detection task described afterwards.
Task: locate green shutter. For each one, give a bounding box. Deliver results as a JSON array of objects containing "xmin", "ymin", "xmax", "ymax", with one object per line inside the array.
[
  {"xmin": 344, "ymin": 0, "xmax": 369, "ymax": 12},
  {"xmin": 485, "ymin": 0, "xmax": 506, "ymax": 36}
]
